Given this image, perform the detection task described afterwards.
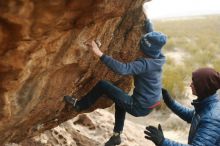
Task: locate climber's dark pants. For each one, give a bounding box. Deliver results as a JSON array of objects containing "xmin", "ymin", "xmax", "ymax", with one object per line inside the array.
[{"xmin": 77, "ymin": 80, "xmax": 152, "ymax": 133}]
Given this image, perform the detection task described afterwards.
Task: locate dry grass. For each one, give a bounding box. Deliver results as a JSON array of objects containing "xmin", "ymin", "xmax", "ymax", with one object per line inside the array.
[{"xmin": 154, "ymin": 15, "xmax": 220, "ymax": 99}]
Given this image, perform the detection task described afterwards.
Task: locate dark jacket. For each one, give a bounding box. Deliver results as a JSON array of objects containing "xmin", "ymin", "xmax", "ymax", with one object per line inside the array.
[
  {"xmin": 162, "ymin": 93, "xmax": 220, "ymax": 146},
  {"xmin": 100, "ymin": 19, "xmax": 165, "ymax": 108}
]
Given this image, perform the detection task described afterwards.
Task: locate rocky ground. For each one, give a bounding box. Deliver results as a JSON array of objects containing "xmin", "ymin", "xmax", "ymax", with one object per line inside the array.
[{"xmin": 6, "ymin": 104, "xmax": 191, "ymax": 146}]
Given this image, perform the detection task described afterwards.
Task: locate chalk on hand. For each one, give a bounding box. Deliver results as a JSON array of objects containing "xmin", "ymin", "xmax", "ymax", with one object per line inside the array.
[{"xmin": 95, "ymin": 39, "xmax": 102, "ymax": 48}]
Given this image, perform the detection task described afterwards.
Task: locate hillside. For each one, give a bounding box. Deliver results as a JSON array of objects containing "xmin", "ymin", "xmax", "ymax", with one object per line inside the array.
[{"xmin": 156, "ymin": 15, "xmax": 220, "ymax": 99}]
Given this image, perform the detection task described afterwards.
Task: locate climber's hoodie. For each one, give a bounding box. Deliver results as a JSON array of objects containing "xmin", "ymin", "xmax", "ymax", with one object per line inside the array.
[{"xmin": 100, "ymin": 53, "xmax": 166, "ymax": 109}]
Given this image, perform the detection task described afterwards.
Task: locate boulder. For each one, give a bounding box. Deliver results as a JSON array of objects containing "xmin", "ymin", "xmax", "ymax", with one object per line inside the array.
[{"xmin": 0, "ymin": 0, "xmax": 145, "ymax": 143}]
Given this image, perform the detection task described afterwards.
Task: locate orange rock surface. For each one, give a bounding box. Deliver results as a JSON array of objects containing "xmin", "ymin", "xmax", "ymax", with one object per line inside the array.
[{"xmin": 0, "ymin": 0, "xmax": 145, "ymax": 144}]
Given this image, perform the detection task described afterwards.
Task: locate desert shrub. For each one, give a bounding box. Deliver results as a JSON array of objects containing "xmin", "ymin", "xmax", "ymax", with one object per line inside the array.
[
  {"xmin": 155, "ymin": 15, "xmax": 220, "ymax": 100},
  {"xmin": 162, "ymin": 65, "xmax": 187, "ymax": 99}
]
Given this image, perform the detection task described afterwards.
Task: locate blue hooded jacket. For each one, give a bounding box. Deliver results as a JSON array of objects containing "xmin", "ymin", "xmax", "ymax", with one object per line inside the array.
[
  {"xmin": 100, "ymin": 20, "xmax": 166, "ymax": 109},
  {"xmin": 162, "ymin": 93, "xmax": 220, "ymax": 146}
]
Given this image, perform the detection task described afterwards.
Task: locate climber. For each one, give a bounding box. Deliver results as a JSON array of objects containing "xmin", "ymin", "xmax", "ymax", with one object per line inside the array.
[
  {"xmin": 144, "ymin": 67, "xmax": 220, "ymax": 146},
  {"xmin": 64, "ymin": 3, "xmax": 167, "ymax": 146}
]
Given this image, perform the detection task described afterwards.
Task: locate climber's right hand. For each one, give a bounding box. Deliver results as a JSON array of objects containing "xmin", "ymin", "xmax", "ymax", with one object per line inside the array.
[
  {"xmin": 86, "ymin": 41, "xmax": 103, "ymax": 57},
  {"xmin": 142, "ymin": 0, "xmax": 152, "ymax": 19}
]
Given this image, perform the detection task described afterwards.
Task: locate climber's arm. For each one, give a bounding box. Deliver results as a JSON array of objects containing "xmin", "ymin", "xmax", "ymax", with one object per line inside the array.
[
  {"xmin": 87, "ymin": 41, "xmax": 148, "ymax": 75},
  {"xmin": 142, "ymin": 3, "xmax": 154, "ymax": 32}
]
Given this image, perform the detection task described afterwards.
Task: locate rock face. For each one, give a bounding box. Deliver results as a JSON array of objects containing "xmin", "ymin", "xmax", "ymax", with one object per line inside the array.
[{"xmin": 0, "ymin": 0, "xmax": 145, "ymax": 144}]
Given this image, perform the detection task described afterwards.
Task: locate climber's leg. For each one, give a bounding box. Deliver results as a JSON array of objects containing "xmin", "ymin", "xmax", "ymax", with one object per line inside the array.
[
  {"xmin": 114, "ymin": 104, "xmax": 126, "ymax": 133},
  {"xmin": 76, "ymin": 80, "xmax": 133, "ymax": 111},
  {"xmin": 104, "ymin": 104, "xmax": 126, "ymax": 146}
]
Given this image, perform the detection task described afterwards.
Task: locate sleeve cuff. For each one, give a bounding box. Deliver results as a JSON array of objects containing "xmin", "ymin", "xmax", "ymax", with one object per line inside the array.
[
  {"xmin": 161, "ymin": 138, "xmax": 169, "ymax": 146},
  {"xmin": 100, "ymin": 54, "xmax": 106, "ymax": 61}
]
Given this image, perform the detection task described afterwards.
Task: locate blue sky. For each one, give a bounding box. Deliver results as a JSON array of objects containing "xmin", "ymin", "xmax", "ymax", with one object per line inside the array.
[{"xmin": 144, "ymin": 0, "xmax": 220, "ymax": 19}]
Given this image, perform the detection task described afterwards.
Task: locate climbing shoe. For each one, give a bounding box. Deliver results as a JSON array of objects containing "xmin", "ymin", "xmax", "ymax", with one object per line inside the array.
[
  {"xmin": 105, "ymin": 134, "xmax": 121, "ymax": 146},
  {"xmin": 64, "ymin": 95, "xmax": 80, "ymax": 111}
]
